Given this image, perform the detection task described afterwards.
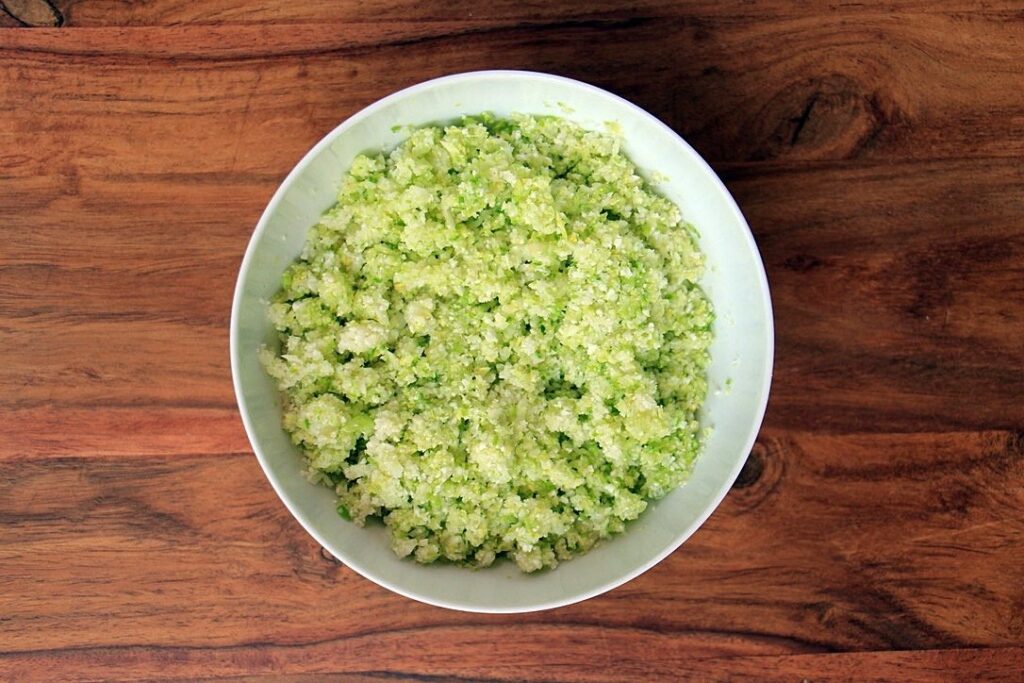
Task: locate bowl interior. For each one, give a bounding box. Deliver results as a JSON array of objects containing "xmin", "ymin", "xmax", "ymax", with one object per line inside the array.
[{"xmin": 231, "ymin": 71, "xmax": 773, "ymax": 612}]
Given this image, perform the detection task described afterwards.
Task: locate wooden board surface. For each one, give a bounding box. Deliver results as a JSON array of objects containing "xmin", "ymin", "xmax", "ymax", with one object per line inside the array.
[{"xmin": 1, "ymin": 1, "xmax": 1023, "ymax": 680}]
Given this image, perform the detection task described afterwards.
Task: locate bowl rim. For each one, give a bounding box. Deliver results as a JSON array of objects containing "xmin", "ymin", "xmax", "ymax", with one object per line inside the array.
[{"xmin": 230, "ymin": 69, "xmax": 775, "ymax": 613}]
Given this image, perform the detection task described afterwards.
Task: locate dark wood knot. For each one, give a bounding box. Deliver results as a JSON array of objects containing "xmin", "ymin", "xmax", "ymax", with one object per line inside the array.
[
  {"xmin": 749, "ymin": 74, "xmax": 901, "ymax": 161},
  {"xmin": 733, "ymin": 445, "xmax": 766, "ymax": 489},
  {"xmin": 729, "ymin": 438, "xmax": 787, "ymax": 513},
  {"xmin": 1, "ymin": 0, "xmax": 64, "ymax": 27},
  {"xmin": 320, "ymin": 546, "xmax": 343, "ymax": 566},
  {"xmin": 783, "ymin": 254, "xmax": 823, "ymax": 273}
]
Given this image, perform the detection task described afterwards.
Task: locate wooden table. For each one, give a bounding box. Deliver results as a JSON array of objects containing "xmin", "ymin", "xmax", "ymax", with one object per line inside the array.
[{"xmin": 2, "ymin": 1, "xmax": 1023, "ymax": 680}]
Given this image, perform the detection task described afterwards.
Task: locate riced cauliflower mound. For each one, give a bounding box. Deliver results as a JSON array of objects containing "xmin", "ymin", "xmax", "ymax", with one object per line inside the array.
[{"xmin": 261, "ymin": 114, "xmax": 713, "ymax": 572}]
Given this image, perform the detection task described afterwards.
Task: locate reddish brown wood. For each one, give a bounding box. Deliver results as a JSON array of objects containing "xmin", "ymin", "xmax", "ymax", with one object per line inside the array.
[
  {"xmin": 0, "ymin": 3, "xmax": 1022, "ymax": 680},
  {"xmin": 14, "ymin": 0, "xmax": 1024, "ymax": 27},
  {"xmin": 4, "ymin": 646, "xmax": 1024, "ymax": 682},
  {"xmin": 0, "ymin": 0, "xmax": 61, "ymax": 27},
  {"xmin": 2, "ymin": 12, "xmax": 1023, "ymax": 164},
  {"xmin": 0, "ymin": 431, "xmax": 1021, "ymax": 678}
]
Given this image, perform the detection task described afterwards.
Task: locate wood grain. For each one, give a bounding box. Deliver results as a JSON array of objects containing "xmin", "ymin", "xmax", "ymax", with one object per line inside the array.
[
  {"xmin": 1, "ymin": 429, "xmax": 1022, "ymax": 680},
  {"xmin": 1, "ymin": 1, "xmax": 1023, "ymax": 680},
  {"xmin": 3, "ymin": 157, "xmax": 1022, "ymax": 459},
  {"xmin": 2, "ymin": 15, "xmax": 1023, "ymax": 457},
  {"xmin": 6, "ymin": 648, "xmax": 1024, "ymax": 682},
  {"xmin": 3, "ymin": 13, "xmax": 1023, "ymax": 163},
  {"xmin": 6, "ymin": 647, "xmax": 1024, "ymax": 683},
  {"xmin": 7, "ymin": 0, "xmax": 1024, "ymax": 27}
]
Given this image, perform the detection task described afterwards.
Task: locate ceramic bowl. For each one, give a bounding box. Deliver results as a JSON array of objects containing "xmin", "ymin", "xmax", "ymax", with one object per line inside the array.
[{"xmin": 230, "ymin": 70, "xmax": 773, "ymax": 613}]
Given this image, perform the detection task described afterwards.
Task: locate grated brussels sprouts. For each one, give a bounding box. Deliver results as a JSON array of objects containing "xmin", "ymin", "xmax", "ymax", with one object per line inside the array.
[{"xmin": 262, "ymin": 114, "xmax": 713, "ymax": 572}]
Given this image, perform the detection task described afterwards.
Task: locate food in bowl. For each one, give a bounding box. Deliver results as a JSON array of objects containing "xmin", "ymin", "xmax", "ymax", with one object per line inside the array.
[{"xmin": 260, "ymin": 113, "xmax": 713, "ymax": 572}]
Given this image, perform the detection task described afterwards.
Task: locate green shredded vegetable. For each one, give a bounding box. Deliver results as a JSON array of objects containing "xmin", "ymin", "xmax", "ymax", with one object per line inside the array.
[{"xmin": 262, "ymin": 114, "xmax": 713, "ymax": 572}]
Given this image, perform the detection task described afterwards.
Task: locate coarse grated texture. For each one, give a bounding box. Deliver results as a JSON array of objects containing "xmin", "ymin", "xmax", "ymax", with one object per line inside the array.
[{"xmin": 261, "ymin": 114, "xmax": 713, "ymax": 572}]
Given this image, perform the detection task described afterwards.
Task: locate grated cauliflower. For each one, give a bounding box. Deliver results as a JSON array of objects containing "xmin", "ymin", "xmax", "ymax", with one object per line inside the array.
[{"xmin": 261, "ymin": 114, "xmax": 713, "ymax": 572}]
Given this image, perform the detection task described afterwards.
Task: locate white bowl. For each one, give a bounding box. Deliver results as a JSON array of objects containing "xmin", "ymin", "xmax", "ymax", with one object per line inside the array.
[{"xmin": 231, "ymin": 70, "xmax": 773, "ymax": 613}]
